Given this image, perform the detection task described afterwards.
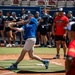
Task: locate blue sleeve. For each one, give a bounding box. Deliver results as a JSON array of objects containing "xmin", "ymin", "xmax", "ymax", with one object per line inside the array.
[
  {"xmin": 21, "ymin": 25, "xmax": 26, "ymax": 29},
  {"xmin": 30, "ymin": 18, "xmax": 38, "ymax": 26}
]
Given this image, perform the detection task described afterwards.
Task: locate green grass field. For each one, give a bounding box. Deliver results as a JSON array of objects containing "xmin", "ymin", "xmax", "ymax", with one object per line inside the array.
[
  {"xmin": 0, "ymin": 47, "xmax": 64, "ymax": 55},
  {"xmin": 0, "ymin": 60, "xmax": 65, "ymax": 73},
  {"xmin": 0, "ymin": 47, "xmax": 65, "ymax": 73}
]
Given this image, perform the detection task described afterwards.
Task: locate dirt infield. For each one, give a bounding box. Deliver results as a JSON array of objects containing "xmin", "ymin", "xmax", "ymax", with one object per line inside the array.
[{"xmin": 0, "ymin": 54, "xmax": 65, "ymax": 75}]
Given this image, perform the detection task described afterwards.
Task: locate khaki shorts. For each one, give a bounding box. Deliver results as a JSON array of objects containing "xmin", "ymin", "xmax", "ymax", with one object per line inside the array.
[{"xmin": 23, "ymin": 38, "xmax": 36, "ymax": 51}]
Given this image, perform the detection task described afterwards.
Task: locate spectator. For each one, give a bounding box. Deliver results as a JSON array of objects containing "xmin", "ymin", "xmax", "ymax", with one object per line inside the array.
[
  {"xmin": 46, "ymin": 9, "xmax": 53, "ymax": 47},
  {"xmin": 39, "ymin": 9, "xmax": 51, "ymax": 47},
  {"xmin": 35, "ymin": 11, "xmax": 41, "ymax": 21},
  {"xmin": 0, "ymin": 10, "xmax": 6, "ymax": 46},
  {"xmin": 4, "ymin": 11, "xmax": 14, "ymax": 47},
  {"xmin": 20, "ymin": 8, "xmax": 27, "ymax": 20},
  {"xmin": 52, "ymin": 8, "xmax": 69, "ymax": 59},
  {"xmin": 67, "ymin": 11, "xmax": 75, "ymax": 22},
  {"xmin": 13, "ymin": 0, "xmax": 19, "ymax": 4},
  {"xmin": 35, "ymin": 11, "xmax": 41, "ymax": 45},
  {"xmin": 18, "ymin": 8, "xmax": 27, "ymax": 46},
  {"xmin": 12, "ymin": 12, "xmax": 20, "ymax": 46},
  {"xmin": 53, "ymin": 12, "xmax": 59, "ymax": 19}
]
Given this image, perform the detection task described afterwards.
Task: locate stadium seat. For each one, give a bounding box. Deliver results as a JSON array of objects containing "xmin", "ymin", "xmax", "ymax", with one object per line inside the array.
[
  {"xmin": 57, "ymin": 1, "xmax": 66, "ymax": 7},
  {"xmin": 4, "ymin": 0, "xmax": 11, "ymax": 6},
  {"xmin": 37, "ymin": 0, "xmax": 45, "ymax": 6},
  {"xmin": 48, "ymin": 0, "xmax": 57, "ymax": 7},
  {"xmin": 66, "ymin": 0, "xmax": 74, "ymax": 7},
  {"xmin": 0, "ymin": 1, "xmax": 2, "ymax": 5},
  {"xmin": 21, "ymin": 0, "xmax": 29, "ymax": 6},
  {"xmin": 10, "ymin": 0, "xmax": 21, "ymax": 6},
  {"xmin": 48, "ymin": 0, "xmax": 55, "ymax": 5},
  {"xmin": 13, "ymin": 0, "xmax": 19, "ymax": 4},
  {"xmin": 0, "ymin": 0, "xmax": 4, "ymax": 6},
  {"xmin": 30, "ymin": 0, "xmax": 37, "ymax": 6}
]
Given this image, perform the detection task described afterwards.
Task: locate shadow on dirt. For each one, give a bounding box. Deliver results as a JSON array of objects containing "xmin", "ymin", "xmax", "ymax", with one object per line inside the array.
[{"xmin": 17, "ymin": 70, "xmax": 65, "ymax": 74}]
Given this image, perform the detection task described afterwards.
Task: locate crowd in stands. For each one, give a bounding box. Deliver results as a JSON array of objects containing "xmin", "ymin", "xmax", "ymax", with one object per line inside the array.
[{"xmin": 0, "ymin": 8, "xmax": 75, "ymax": 48}]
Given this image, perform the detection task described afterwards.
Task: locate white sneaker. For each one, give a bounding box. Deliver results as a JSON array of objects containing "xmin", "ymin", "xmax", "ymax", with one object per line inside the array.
[
  {"xmin": 6, "ymin": 44, "xmax": 12, "ymax": 47},
  {"xmin": 47, "ymin": 45, "xmax": 52, "ymax": 48},
  {"xmin": 12, "ymin": 44, "xmax": 16, "ymax": 47}
]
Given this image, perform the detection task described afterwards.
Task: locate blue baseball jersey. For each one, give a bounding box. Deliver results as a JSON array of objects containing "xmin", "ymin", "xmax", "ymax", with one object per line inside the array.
[{"xmin": 22, "ymin": 17, "xmax": 38, "ymax": 40}]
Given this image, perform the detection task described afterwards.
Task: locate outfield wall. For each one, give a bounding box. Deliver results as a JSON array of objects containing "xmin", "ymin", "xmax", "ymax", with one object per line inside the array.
[
  {"xmin": 0, "ymin": 6, "xmax": 41, "ymax": 17},
  {"xmin": 0, "ymin": 6, "xmax": 75, "ymax": 16}
]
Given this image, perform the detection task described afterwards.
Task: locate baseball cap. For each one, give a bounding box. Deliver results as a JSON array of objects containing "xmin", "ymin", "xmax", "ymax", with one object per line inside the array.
[
  {"xmin": 36, "ymin": 11, "xmax": 39, "ymax": 14},
  {"xmin": 64, "ymin": 22, "xmax": 75, "ymax": 31},
  {"xmin": 27, "ymin": 11, "xmax": 31, "ymax": 14},
  {"xmin": 68, "ymin": 11, "xmax": 73, "ymax": 14},
  {"xmin": 12, "ymin": 12, "xmax": 16, "ymax": 15},
  {"xmin": 57, "ymin": 8, "xmax": 63, "ymax": 12},
  {"xmin": 28, "ymin": 13, "xmax": 34, "ymax": 17}
]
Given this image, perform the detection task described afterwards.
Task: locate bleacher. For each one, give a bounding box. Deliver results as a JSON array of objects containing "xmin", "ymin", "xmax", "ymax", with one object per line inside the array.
[{"xmin": 0, "ymin": 0, "xmax": 75, "ymax": 8}]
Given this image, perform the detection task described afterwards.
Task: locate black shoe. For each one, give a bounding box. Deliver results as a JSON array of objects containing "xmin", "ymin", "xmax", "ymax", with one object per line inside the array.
[
  {"xmin": 53, "ymin": 54, "xmax": 60, "ymax": 59},
  {"xmin": 4, "ymin": 43, "xmax": 7, "ymax": 47},
  {"xmin": 7, "ymin": 64, "xmax": 17, "ymax": 70},
  {"xmin": 39, "ymin": 44, "xmax": 44, "ymax": 47},
  {"xmin": 44, "ymin": 45, "xmax": 47, "ymax": 47}
]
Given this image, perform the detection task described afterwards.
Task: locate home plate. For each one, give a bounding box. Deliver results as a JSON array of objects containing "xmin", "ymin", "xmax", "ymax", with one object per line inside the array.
[{"xmin": 36, "ymin": 64, "xmax": 44, "ymax": 66}]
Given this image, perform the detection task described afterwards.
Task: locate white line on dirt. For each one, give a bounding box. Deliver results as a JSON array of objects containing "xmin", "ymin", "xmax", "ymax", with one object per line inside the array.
[
  {"xmin": 51, "ymin": 61, "xmax": 63, "ymax": 66},
  {"xmin": 0, "ymin": 72, "xmax": 14, "ymax": 75}
]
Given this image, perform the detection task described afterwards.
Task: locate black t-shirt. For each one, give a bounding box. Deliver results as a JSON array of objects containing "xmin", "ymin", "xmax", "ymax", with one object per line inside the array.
[
  {"xmin": 18, "ymin": 14, "xmax": 29, "ymax": 28},
  {"xmin": 0, "ymin": 15, "xmax": 5, "ymax": 26},
  {"xmin": 68, "ymin": 16, "xmax": 75, "ymax": 22},
  {"xmin": 40, "ymin": 13, "xmax": 53, "ymax": 26},
  {"xmin": 35, "ymin": 16, "xmax": 41, "ymax": 21},
  {"xmin": 4, "ymin": 16, "xmax": 14, "ymax": 27},
  {"xmin": 5, "ymin": 16, "xmax": 14, "ymax": 21},
  {"xmin": 41, "ymin": 13, "xmax": 49, "ymax": 25},
  {"xmin": 48, "ymin": 15, "xmax": 53, "ymax": 25},
  {"xmin": 12, "ymin": 16, "xmax": 20, "ymax": 27},
  {"xmin": 20, "ymin": 14, "xmax": 28, "ymax": 20},
  {"xmin": 12, "ymin": 16, "xmax": 20, "ymax": 22}
]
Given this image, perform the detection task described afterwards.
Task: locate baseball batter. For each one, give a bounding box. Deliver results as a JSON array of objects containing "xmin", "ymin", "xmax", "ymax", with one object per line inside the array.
[{"xmin": 7, "ymin": 14, "xmax": 49, "ymax": 70}]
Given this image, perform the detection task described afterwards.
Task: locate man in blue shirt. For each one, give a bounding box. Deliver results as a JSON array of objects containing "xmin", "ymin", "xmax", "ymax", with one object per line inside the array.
[{"xmin": 7, "ymin": 14, "xmax": 49, "ymax": 70}]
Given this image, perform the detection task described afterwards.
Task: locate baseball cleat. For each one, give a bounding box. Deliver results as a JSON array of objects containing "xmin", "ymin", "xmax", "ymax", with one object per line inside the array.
[
  {"xmin": 7, "ymin": 64, "xmax": 17, "ymax": 70},
  {"xmin": 43, "ymin": 60, "xmax": 49, "ymax": 69},
  {"xmin": 53, "ymin": 54, "xmax": 60, "ymax": 59}
]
